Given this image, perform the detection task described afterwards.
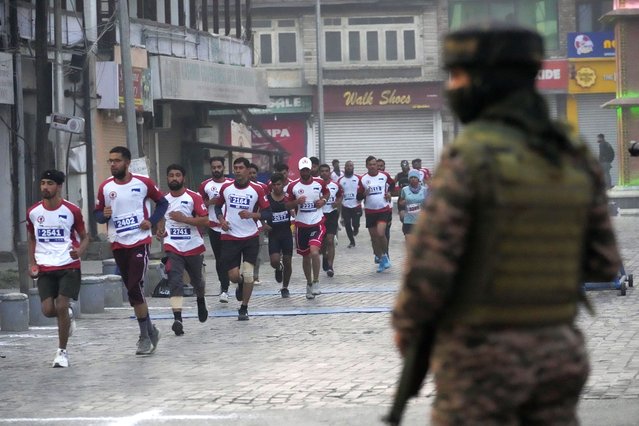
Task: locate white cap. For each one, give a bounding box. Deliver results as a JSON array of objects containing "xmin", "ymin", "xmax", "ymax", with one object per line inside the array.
[{"xmin": 298, "ymin": 157, "xmax": 312, "ymax": 170}]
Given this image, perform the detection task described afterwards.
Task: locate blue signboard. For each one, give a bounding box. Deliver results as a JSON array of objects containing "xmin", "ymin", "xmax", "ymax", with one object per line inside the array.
[{"xmin": 567, "ymin": 32, "xmax": 615, "ymax": 58}]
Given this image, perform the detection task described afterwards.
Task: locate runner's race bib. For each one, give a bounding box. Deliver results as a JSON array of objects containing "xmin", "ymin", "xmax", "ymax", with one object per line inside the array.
[
  {"xmin": 113, "ymin": 213, "xmax": 140, "ymax": 233},
  {"xmin": 37, "ymin": 228, "xmax": 65, "ymax": 243}
]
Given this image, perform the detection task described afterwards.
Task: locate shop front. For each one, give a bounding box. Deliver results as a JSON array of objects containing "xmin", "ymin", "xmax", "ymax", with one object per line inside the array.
[
  {"xmin": 319, "ymin": 83, "xmax": 443, "ymax": 177},
  {"xmin": 567, "ymin": 31, "xmax": 619, "ymax": 186},
  {"xmin": 536, "ymin": 59, "xmax": 569, "ymax": 119}
]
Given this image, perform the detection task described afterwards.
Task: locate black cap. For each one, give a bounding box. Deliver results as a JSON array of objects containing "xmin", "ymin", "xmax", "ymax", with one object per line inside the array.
[
  {"xmin": 40, "ymin": 169, "xmax": 65, "ymax": 185},
  {"xmin": 401, "ymin": 160, "xmax": 409, "ymax": 166},
  {"xmin": 443, "ymin": 23, "xmax": 543, "ymax": 72}
]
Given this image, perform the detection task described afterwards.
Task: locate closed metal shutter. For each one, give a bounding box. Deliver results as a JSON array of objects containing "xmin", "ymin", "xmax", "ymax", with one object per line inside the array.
[
  {"xmin": 543, "ymin": 94, "xmax": 558, "ymax": 119},
  {"xmin": 577, "ymin": 94, "xmax": 618, "ymax": 186},
  {"xmin": 316, "ymin": 111, "xmax": 435, "ymax": 177}
]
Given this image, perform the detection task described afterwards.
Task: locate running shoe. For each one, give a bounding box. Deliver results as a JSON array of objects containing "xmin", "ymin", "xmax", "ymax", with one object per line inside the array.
[
  {"xmin": 136, "ymin": 335, "xmax": 153, "ymax": 355},
  {"xmin": 347, "ymin": 242, "xmax": 356, "ymax": 248},
  {"xmin": 52, "ymin": 349, "xmax": 69, "ymax": 368},
  {"xmin": 306, "ymin": 284, "xmax": 315, "ymax": 300},
  {"xmin": 149, "ymin": 325, "xmax": 160, "ymax": 353},
  {"xmin": 311, "ymin": 281, "xmax": 321, "ymax": 295},
  {"xmin": 275, "ymin": 261, "xmax": 284, "ymax": 283},
  {"xmin": 219, "ymin": 291, "xmax": 229, "ymax": 303},
  {"xmin": 374, "ymin": 255, "xmax": 380, "ymax": 264},
  {"xmin": 197, "ymin": 299, "xmax": 208, "ymax": 323},
  {"xmin": 68, "ymin": 306, "xmax": 76, "ymax": 337},
  {"xmin": 172, "ymin": 320, "xmax": 184, "ymax": 336},
  {"xmin": 377, "ymin": 262, "xmax": 385, "ymax": 273},
  {"xmin": 280, "ymin": 287, "xmax": 290, "ymax": 298},
  {"xmin": 327, "ymin": 268, "xmax": 334, "ymax": 278},
  {"xmin": 382, "ymin": 254, "xmax": 391, "ymax": 270},
  {"xmin": 353, "ymin": 228, "xmax": 359, "ymax": 236},
  {"xmin": 238, "ymin": 306, "xmax": 249, "ymax": 321}
]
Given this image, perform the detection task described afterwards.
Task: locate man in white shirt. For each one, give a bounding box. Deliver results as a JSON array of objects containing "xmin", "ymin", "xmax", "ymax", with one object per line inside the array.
[
  {"xmin": 330, "ymin": 159, "xmax": 344, "ymax": 182},
  {"xmin": 94, "ymin": 146, "xmax": 168, "ymax": 355},
  {"xmin": 338, "ymin": 160, "xmax": 362, "ymax": 248},
  {"xmin": 157, "ymin": 164, "xmax": 210, "ymax": 336},
  {"xmin": 320, "ymin": 163, "xmax": 343, "ymax": 277},
  {"xmin": 27, "ymin": 169, "xmax": 89, "ymax": 368},
  {"xmin": 215, "ymin": 157, "xmax": 271, "ymax": 320}
]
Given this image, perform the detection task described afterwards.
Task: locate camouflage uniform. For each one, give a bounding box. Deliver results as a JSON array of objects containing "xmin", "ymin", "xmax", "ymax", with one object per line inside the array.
[{"xmin": 392, "ymin": 25, "xmax": 621, "ymax": 426}]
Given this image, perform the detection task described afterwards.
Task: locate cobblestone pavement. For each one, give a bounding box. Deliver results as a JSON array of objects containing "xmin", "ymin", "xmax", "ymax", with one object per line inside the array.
[{"xmin": 1, "ymin": 215, "xmax": 638, "ymax": 425}]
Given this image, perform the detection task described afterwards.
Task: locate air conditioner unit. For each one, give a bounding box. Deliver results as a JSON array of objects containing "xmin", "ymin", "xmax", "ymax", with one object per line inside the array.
[{"xmin": 49, "ymin": 113, "xmax": 85, "ymax": 134}]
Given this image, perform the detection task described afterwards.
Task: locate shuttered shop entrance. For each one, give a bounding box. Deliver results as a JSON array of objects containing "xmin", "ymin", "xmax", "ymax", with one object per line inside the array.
[
  {"xmin": 577, "ymin": 93, "xmax": 618, "ymax": 186},
  {"xmin": 321, "ymin": 111, "xmax": 435, "ymax": 177}
]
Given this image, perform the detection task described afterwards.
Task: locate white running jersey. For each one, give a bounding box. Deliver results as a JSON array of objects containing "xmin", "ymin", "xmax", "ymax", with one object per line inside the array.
[
  {"xmin": 95, "ymin": 174, "xmax": 165, "ymax": 249},
  {"xmin": 338, "ymin": 174, "xmax": 361, "ymax": 209},
  {"xmin": 27, "ymin": 200, "xmax": 85, "ymax": 272},
  {"xmin": 358, "ymin": 171, "xmax": 394, "ymax": 213},
  {"xmin": 331, "ymin": 170, "xmax": 344, "ymax": 182},
  {"xmin": 287, "ymin": 177, "xmax": 328, "ymax": 227},
  {"xmin": 163, "ymin": 189, "xmax": 208, "ymax": 256},
  {"xmin": 217, "ymin": 181, "xmax": 270, "ymax": 240},
  {"xmin": 322, "ymin": 180, "xmax": 343, "ymax": 214},
  {"xmin": 199, "ymin": 177, "xmax": 233, "ymax": 231}
]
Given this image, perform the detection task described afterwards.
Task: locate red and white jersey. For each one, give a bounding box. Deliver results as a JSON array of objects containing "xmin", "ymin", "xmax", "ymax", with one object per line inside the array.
[
  {"xmin": 217, "ymin": 181, "xmax": 270, "ymax": 240},
  {"xmin": 27, "ymin": 200, "xmax": 85, "ymax": 272},
  {"xmin": 95, "ymin": 174, "xmax": 165, "ymax": 249},
  {"xmin": 330, "ymin": 170, "xmax": 344, "ymax": 182},
  {"xmin": 198, "ymin": 177, "xmax": 233, "ymax": 231},
  {"xmin": 338, "ymin": 174, "xmax": 361, "ymax": 209},
  {"xmin": 358, "ymin": 171, "xmax": 394, "ymax": 213},
  {"xmin": 322, "ymin": 180, "xmax": 343, "ymax": 214},
  {"xmin": 163, "ymin": 189, "xmax": 208, "ymax": 256},
  {"xmin": 287, "ymin": 177, "xmax": 328, "ymax": 227}
]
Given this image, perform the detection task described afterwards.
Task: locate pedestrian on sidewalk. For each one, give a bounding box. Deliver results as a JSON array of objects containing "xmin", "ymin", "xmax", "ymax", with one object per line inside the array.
[
  {"xmin": 392, "ymin": 24, "xmax": 621, "ymax": 425},
  {"xmin": 597, "ymin": 133, "xmax": 615, "ymax": 189},
  {"xmin": 95, "ymin": 146, "xmax": 167, "ymax": 355},
  {"xmin": 215, "ymin": 157, "xmax": 271, "ymax": 321},
  {"xmin": 287, "ymin": 157, "xmax": 329, "ymax": 299},
  {"xmin": 27, "ymin": 169, "xmax": 89, "ymax": 368},
  {"xmin": 338, "ymin": 160, "xmax": 362, "ymax": 248},
  {"xmin": 263, "ymin": 172, "xmax": 294, "ymax": 297},
  {"xmin": 320, "ymin": 163, "xmax": 343, "ymax": 277},
  {"xmin": 199, "ymin": 156, "xmax": 234, "ymax": 304},
  {"xmin": 156, "ymin": 164, "xmax": 210, "ymax": 336}
]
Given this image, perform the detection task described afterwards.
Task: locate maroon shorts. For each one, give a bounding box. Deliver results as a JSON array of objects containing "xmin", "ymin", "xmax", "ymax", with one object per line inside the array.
[
  {"xmin": 295, "ymin": 224, "xmax": 325, "ymax": 256},
  {"xmin": 112, "ymin": 244, "xmax": 149, "ymax": 307}
]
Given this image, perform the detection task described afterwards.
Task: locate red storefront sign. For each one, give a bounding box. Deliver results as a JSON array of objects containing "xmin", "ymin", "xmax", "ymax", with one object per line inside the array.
[
  {"xmin": 322, "ymin": 83, "xmax": 442, "ymax": 113},
  {"xmin": 226, "ymin": 118, "xmax": 307, "ymax": 180},
  {"xmin": 536, "ymin": 59, "xmax": 569, "ymax": 91}
]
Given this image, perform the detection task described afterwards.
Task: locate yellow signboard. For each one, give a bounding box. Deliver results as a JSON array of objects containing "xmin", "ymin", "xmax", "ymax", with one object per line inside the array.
[{"xmin": 568, "ymin": 59, "xmax": 616, "ymax": 94}]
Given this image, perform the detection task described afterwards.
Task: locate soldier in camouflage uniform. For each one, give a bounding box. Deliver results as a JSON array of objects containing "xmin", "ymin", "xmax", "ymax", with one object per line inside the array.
[{"xmin": 392, "ymin": 24, "xmax": 621, "ymax": 425}]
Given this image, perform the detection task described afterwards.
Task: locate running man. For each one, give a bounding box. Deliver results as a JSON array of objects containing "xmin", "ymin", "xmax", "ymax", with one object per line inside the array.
[
  {"xmin": 248, "ymin": 162, "xmax": 269, "ymax": 285},
  {"xmin": 358, "ymin": 155, "xmax": 394, "ymax": 272},
  {"xmin": 287, "ymin": 157, "xmax": 329, "ymax": 299},
  {"xmin": 320, "ymin": 163, "xmax": 343, "ymax": 277},
  {"xmin": 263, "ymin": 172, "xmax": 294, "ymax": 297},
  {"xmin": 215, "ymin": 157, "xmax": 271, "ymax": 320},
  {"xmin": 157, "ymin": 164, "xmax": 209, "ymax": 336},
  {"xmin": 338, "ymin": 160, "xmax": 362, "ymax": 249},
  {"xmin": 199, "ymin": 156, "xmax": 234, "ymax": 304},
  {"xmin": 27, "ymin": 170, "xmax": 89, "ymax": 368},
  {"xmin": 95, "ymin": 146, "xmax": 168, "ymax": 355},
  {"xmin": 397, "ymin": 169, "xmax": 428, "ymax": 246}
]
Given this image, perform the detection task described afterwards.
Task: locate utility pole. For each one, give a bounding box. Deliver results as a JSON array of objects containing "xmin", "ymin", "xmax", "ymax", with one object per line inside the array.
[
  {"xmin": 35, "ymin": 0, "xmax": 54, "ymax": 174},
  {"xmin": 315, "ymin": 0, "xmax": 325, "ymax": 162},
  {"xmin": 117, "ymin": 0, "xmax": 139, "ymax": 158},
  {"xmin": 54, "ymin": 0, "xmax": 66, "ymax": 185}
]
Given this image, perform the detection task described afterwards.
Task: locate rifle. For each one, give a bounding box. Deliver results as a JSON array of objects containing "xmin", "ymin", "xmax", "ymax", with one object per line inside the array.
[{"xmin": 383, "ymin": 325, "xmax": 436, "ymax": 426}]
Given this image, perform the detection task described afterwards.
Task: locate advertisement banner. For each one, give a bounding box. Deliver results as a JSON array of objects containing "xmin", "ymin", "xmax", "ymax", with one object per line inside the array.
[
  {"xmin": 536, "ymin": 60, "xmax": 569, "ymax": 91},
  {"xmin": 568, "ymin": 60, "xmax": 616, "ymax": 94},
  {"xmin": 322, "ymin": 83, "xmax": 441, "ymax": 113},
  {"xmin": 567, "ymin": 32, "xmax": 615, "ymax": 58}
]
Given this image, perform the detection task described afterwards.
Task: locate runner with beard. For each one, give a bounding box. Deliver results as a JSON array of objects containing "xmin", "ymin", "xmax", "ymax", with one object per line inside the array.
[
  {"xmin": 337, "ymin": 160, "xmax": 362, "ymax": 248},
  {"xmin": 320, "ymin": 163, "xmax": 343, "ymax": 277},
  {"xmin": 199, "ymin": 156, "xmax": 233, "ymax": 303},
  {"xmin": 156, "ymin": 164, "xmax": 209, "ymax": 336},
  {"xmin": 95, "ymin": 146, "xmax": 168, "ymax": 355}
]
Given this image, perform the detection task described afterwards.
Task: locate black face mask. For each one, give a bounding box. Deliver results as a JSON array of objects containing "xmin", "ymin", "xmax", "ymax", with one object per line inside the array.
[{"xmin": 445, "ymin": 85, "xmax": 487, "ymax": 124}]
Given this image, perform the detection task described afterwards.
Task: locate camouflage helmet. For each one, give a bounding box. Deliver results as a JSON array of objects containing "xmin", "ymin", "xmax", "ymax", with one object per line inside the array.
[{"xmin": 443, "ymin": 23, "xmax": 544, "ymax": 72}]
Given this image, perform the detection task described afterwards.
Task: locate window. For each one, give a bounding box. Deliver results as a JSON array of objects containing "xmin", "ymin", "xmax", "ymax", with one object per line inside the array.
[
  {"xmin": 322, "ymin": 16, "xmax": 419, "ymax": 64},
  {"xmin": 576, "ymin": 1, "xmax": 613, "ymax": 32},
  {"xmin": 253, "ymin": 20, "xmax": 299, "ymax": 66},
  {"xmin": 449, "ymin": 0, "xmax": 559, "ymax": 51}
]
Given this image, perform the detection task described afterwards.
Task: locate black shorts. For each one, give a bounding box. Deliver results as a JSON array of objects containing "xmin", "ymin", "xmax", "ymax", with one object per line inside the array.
[
  {"xmin": 220, "ymin": 237, "xmax": 260, "ymax": 270},
  {"xmin": 268, "ymin": 229, "xmax": 293, "ymax": 256},
  {"xmin": 37, "ymin": 268, "xmax": 81, "ymax": 301},
  {"xmin": 295, "ymin": 224, "xmax": 325, "ymax": 256},
  {"xmin": 365, "ymin": 210, "xmax": 392, "ymax": 228},
  {"xmin": 402, "ymin": 223, "xmax": 415, "ymax": 235},
  {"xmin": 324, "ymin": 210, "xmax": 340, "ymax": 235}
]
